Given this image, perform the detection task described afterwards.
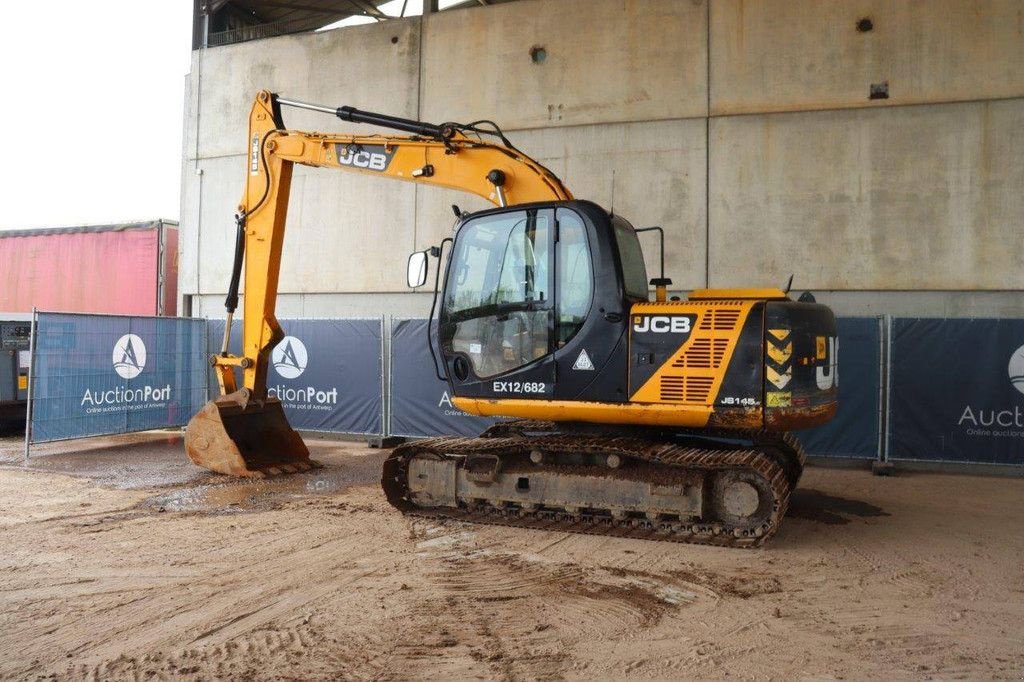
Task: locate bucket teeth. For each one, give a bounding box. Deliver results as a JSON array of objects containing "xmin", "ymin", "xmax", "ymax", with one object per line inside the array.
[{"xmin": 267, "ymin": 461, "xmax": 320, "ymax": 476}]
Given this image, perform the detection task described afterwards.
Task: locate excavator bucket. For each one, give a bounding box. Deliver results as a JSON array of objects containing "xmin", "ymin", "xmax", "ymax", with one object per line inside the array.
[{"xmin": 185, "ymin": 390, "xmax": 316, "ymax": 477}]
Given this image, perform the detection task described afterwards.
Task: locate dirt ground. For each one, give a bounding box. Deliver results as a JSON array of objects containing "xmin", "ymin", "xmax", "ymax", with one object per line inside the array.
[{"xmin": 0, "ymin": 431, "xmax": 1022, "ymax": 681}]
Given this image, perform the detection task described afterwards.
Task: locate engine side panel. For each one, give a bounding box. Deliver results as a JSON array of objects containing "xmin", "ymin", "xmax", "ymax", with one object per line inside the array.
[{"xmin": 628, "ymin": 300, "xmax": 764, "ymax": 428}]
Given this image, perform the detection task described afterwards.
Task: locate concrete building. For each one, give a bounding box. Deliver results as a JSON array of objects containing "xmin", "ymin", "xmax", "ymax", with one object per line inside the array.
[{"xmin": 180, "ymin": 0, "xmax": 1024, "ymax": 320}]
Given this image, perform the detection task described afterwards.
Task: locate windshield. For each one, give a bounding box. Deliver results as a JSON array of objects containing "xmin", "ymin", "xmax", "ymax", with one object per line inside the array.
[
  {"xmin": 442, "ymin": 210, "xmax": 552, "ymax": 378},
  {"xmin": 446, "ymin": 211, "xmax": 550, "ymax": 315}
]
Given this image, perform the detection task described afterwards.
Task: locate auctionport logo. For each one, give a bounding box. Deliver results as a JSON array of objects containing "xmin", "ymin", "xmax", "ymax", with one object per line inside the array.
[
  {"xmin": 1009, "ymin": 345, "xmax": 1024, "ymax": 396},
  {"xmin": 112, "ymin": 334, "xmax": 146, "ymax": 379},
  {"xmin": 268, "ymin": 335, "xmax": 337, "ymax": 407},
  {"xmin": 81, "ymin": 333, "xmax": 170, "ymax": 411},
  {"xmin": 273, "ymin": 336, "xmax": 307, "ymax": 379},
  {"xmin": 958, "ymin": 343, "xmax": 1024, "ymax": 435}
]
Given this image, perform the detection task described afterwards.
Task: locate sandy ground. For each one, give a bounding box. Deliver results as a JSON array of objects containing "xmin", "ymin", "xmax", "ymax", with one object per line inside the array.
[{"xmin": 0, "ymin": 430, "xmax": 1022, "ymax": 681}]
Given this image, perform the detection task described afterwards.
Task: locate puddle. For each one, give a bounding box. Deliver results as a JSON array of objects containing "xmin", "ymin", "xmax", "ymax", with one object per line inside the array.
[
  {"xmin": 788, "ymin": 489, "xmax": 890, "ymax": 525},
  {"xmin": 140, "ymin": 466, "xmax": 357, "ymax": 513},
  {"xmin": 10, "ymin": 434, "xmax": 210, "ymax": 489}
]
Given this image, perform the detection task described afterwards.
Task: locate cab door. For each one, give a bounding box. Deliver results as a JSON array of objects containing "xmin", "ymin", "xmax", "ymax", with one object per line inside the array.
[
  {"xmin": 440, "ymin": 207, "xmax": 556, "ymax": 400},
  {"xmin": 549, "ymin": 209, "xmax": 643, "ymax": 402}
]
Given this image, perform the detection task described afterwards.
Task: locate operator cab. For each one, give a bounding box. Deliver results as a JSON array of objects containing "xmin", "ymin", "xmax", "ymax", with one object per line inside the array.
[{"xmin": 410, "ymin": 200, "xmax": 647, "ymax": 403}]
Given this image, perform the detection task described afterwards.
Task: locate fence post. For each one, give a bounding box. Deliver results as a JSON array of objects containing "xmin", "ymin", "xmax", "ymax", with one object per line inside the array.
[
  {"xmin": 205, "ymin": 317, "xmax": 211, "ymax": 404},
  {"xmin": 23, "ymin": 307, "xmax": 37, "ymax": 461},
  {"xmin": 882, "ymin": 314, "xmax": 893, "ymax": 463},
  {"xmin": 380, "ymin": 315, "xmax": 388, "ymax": 438}
]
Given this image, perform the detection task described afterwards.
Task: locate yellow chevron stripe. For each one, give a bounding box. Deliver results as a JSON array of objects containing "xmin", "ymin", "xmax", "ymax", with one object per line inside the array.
[
  {"xmin": 766, "ymin": 365, "xmax": 792, "ymax": 389},
  {"xmin": 767, "ymin": 341, "xmax": 792, "ymax": 365},
  {"xmin": 768, "ymin": 328, "xmax": 791, "ymax": 342}
]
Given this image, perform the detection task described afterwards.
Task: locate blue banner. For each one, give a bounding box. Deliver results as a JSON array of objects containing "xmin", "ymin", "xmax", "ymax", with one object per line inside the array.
[
  {"xmin": 390, "ymin": 319, "xmax": 498, "ymax": 438},
  {"xmin": 796, "ymin": 317, "xmax": 882, "ymax": 459},
  {"xmin": 889, "ymin": 318, "xmax": 1024, "ymax": 464},
  {"xmin": 207, "ymin": 318, "xmax": 383, "ymax": 435},
  {"xmin": 30, "ymin": 313, "xmax": 208, "ymax": 443}
]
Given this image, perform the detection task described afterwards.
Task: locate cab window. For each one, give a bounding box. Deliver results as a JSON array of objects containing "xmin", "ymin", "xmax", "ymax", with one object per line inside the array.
[
  {"xmin": 442, "ymin": 210, "xmax": 552, "ymax": 378},
  {"xmin": 556, "ymin": 209, "xmax": 592, "ymax": 347},
  {"xmin": 612, "ymin": 216, "xmax": 648, "ymax": 300}
]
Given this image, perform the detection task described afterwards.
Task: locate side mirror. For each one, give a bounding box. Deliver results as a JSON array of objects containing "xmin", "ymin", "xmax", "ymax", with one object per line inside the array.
[{"xmin": 406, "ymin": 251, "xmax": 428, "ymax": 288}]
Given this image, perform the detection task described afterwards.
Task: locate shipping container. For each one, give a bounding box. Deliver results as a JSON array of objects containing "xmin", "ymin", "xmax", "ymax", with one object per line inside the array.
[
  {"xmin": 0, "ymin": 314, "xmax": 31, "ymax": 426},
  {"xmin": 0, "ymin": 220, "xmax": 178, "ymax": 316}
]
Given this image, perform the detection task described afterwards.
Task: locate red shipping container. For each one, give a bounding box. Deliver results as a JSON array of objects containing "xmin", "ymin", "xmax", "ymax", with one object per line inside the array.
[{"xmin": 0, "ymin": 220, "xmax": 178, "ymax": 316}]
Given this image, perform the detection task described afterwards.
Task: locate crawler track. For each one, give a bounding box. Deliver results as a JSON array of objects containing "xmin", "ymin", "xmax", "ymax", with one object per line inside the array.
[{"xmin": 382, "ymin": 421, "xmax": 805, "ymax": 548}]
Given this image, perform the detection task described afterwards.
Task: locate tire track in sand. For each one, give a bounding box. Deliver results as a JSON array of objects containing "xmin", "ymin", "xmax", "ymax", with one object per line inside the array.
[{"xmin": 379, "ymin": 523, "xmax": 713, "ymax": 680}]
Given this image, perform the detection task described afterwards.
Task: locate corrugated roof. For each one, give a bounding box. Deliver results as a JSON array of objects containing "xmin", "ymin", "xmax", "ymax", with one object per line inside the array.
[
  {"xmin": 0, "ymin": 220, "xmax": 177, "ymax": 239},
  {"xmin": 197, "ymin": 0, "xmax": 524, "ymax": 48}
]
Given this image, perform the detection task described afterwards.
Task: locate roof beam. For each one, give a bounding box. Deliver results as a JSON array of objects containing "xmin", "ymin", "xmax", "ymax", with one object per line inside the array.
[
  {"xmin": 222, "ymin": 1, "xmax": 271, "ymax": 23},
  {"xmin": 250, "ymin": 1, "xmax": 354, "ymax": 13},
  {"xmin": 201, "ymin": 0, "xmax": 233, "ymax": 14},
  {"xmin": 346, "ymin": 0, "xmax": 389, "ymax": 19}
]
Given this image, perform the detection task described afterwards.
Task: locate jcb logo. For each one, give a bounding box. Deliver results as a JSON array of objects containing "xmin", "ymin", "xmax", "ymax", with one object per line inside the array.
[
  {"xmin": 250, "ymin": 134, "xmax": 260, "ymax": 175},
  {"xmin": 816, "ymin": 336, "xmax": 839, "ymax": 390},
  {"xmin": 335, "ymin": 144, "xmax": 396, "ymax": 172},
  {"xmin": 340, "ymin": 151, "xmax": 388, "ymax": 170},
  {"xmin": 633, "ymin": 315, "xmax": 694, "ymax": 334}
]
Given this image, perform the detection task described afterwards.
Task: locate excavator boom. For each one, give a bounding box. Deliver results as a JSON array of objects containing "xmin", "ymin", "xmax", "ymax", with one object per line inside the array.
[{"xmin": 186, "ymin": 91, "xmax": 571, "ymax": 476}]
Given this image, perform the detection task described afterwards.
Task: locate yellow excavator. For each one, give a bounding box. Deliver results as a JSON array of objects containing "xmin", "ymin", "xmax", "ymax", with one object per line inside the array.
[{"xmin": 186, "ymin": 90, "xmax": 838, "ymax": 547}]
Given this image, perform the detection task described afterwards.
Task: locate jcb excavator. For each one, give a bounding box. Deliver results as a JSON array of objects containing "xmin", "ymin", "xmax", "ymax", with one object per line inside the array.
[{"xmin": 186, "ymin": 90, "xmax": 838, "ymax": 547}]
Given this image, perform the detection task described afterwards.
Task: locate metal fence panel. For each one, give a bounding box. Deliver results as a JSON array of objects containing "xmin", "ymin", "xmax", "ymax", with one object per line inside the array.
[
  {"xmin": 888, "ymin": 318, "xmax": 1024, "ymax": 464},
  {"xmin": 796, "ymin": 317, "xmax": 883, "ymax": 459},
  {"xmin": 207, "ymin": 318, "xmax": 383, "ymax": 435},
  {"xmin": 389, "ymin": 319, "xmax": 497, "ymax": 438},
  {"xmin": 29, "ymin": 313, "xmax": 207, "ymax": 443}
]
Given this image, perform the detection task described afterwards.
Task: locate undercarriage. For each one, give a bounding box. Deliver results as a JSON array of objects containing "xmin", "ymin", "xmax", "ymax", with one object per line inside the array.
[{"xmin": 382, "ymin": 421, "xmax": 805, "ymax": 548}]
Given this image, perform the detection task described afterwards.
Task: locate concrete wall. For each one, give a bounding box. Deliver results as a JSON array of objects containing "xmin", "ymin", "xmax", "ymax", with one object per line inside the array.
[
  {"xmin": 420, "ymin": 0, "xmax": 708, "ymax": 128},
  {"xmin": 710, "ymin": 98, "xmax": 1024, "ymax": 290},
  {"xmin": 180, "ymin": 0, "xmax": 1024, "ymax": 319},
  {"xmin": 710, "ymin": 0, "xmax": 1024, "ymax": 115}
]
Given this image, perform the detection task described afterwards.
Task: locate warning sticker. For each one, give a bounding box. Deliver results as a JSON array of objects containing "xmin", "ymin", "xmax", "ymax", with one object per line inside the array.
[
  {"xmin": 572, "ymin": 349, "xmax": 595, "ymax": 371},
  {"xmin": 766, "ymin": 391, "xmax": 791, "ymax": 407}
]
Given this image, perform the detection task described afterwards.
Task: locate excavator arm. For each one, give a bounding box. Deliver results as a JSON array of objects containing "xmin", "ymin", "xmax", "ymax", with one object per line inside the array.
[{"xmin": 186, "ymin": 90, "xmax": 571, "ymax": 476}]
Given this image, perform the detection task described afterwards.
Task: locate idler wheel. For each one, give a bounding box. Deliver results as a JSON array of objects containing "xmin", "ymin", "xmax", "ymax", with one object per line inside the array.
[{"xmin": 711, "ymin": 470, "xmax": 773, "ymax": 527}]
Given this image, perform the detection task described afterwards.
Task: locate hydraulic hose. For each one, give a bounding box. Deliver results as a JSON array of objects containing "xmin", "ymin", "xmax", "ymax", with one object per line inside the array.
[
  {"xmin": 224, "ymin": 215, "xmax": 246, "ymax": 315},
  {"xmin": 221, "ymin": 214, "xmax": 246, "ymax": 355}
]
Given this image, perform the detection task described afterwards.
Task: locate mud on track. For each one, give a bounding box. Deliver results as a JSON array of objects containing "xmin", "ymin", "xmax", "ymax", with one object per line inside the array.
[{"xmin": 0, "ymin": 431, "xmax": 1022, "ymax": 680}]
